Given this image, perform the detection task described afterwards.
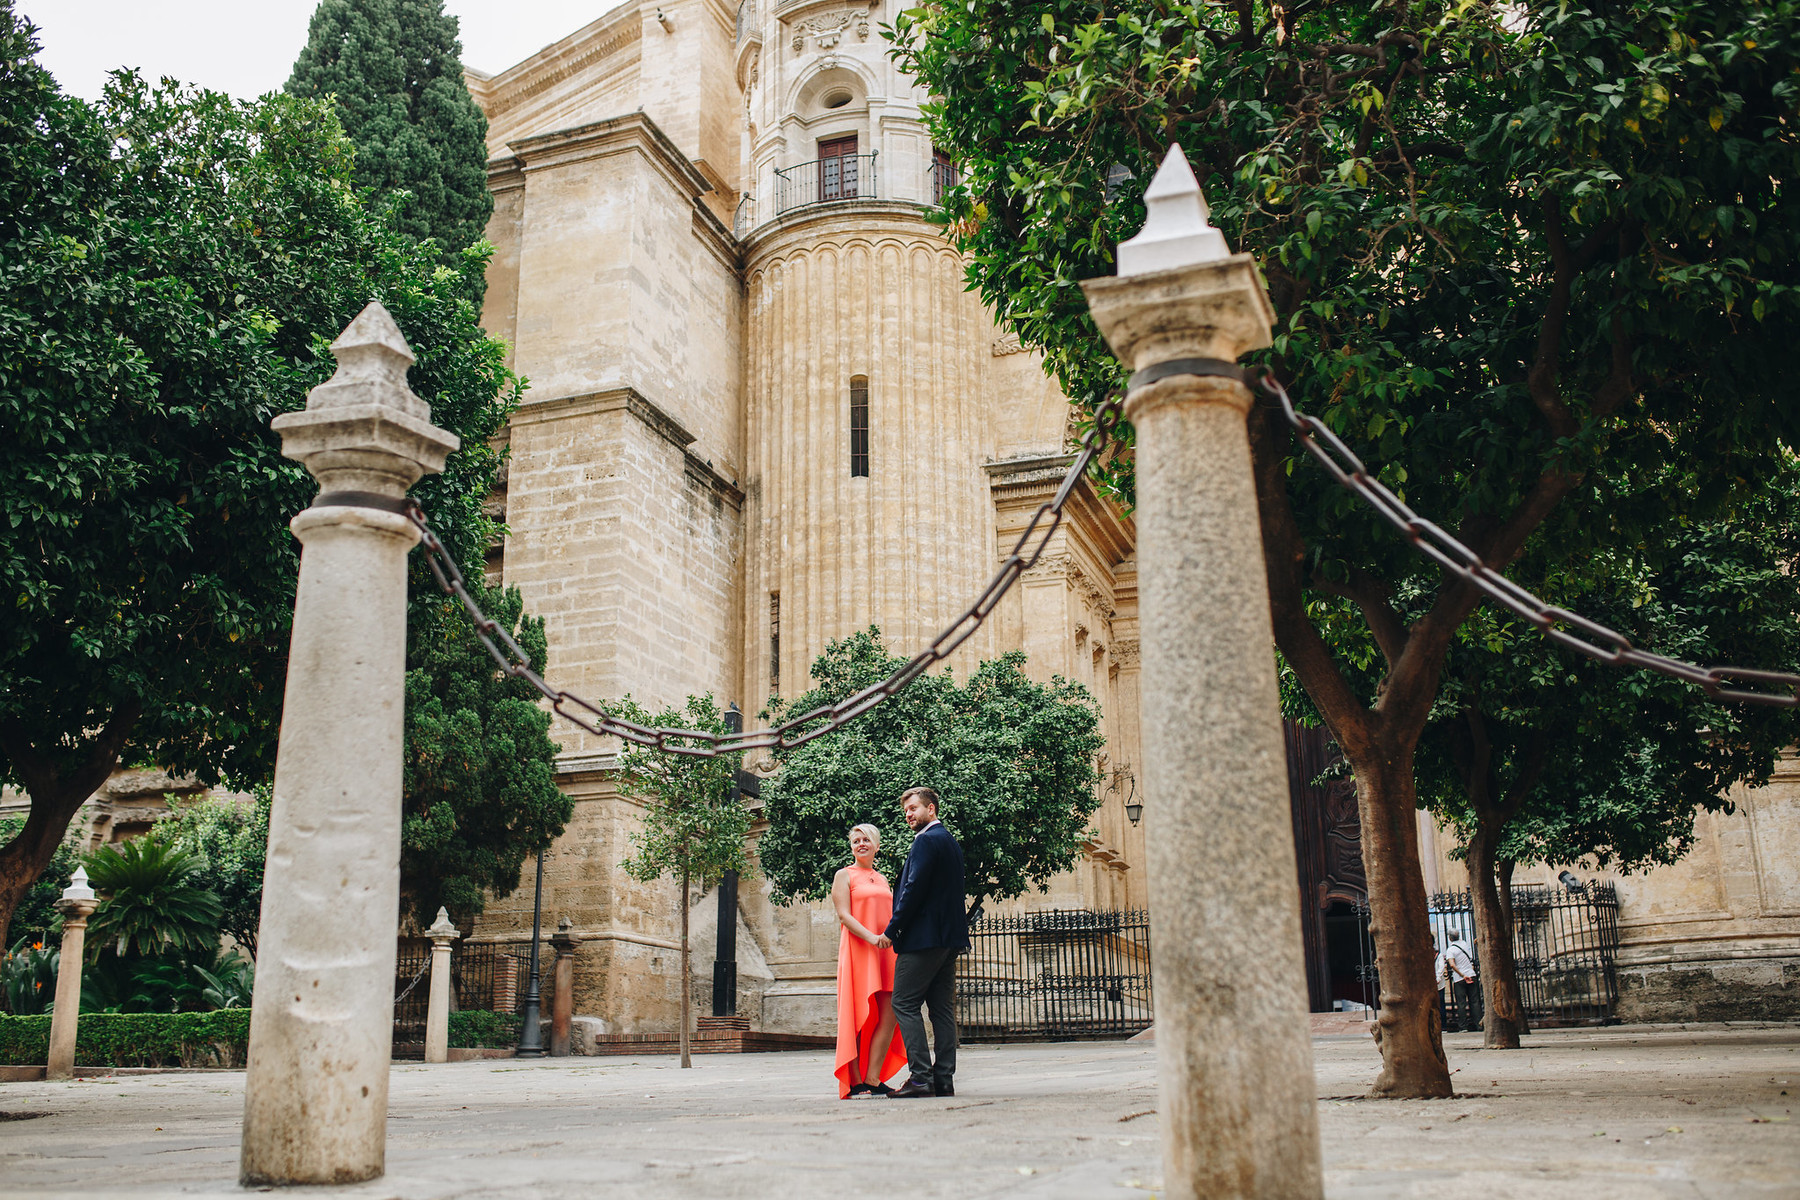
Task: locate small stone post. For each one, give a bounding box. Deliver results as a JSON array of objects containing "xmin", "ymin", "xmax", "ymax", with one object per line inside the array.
[
  {"xmin": 45, "ymin": 867, "xmax": 97, "ymax": 1081},
  {"xmin": 240, "ymin": 302, "xmax": 459, "ymax": 1186},
  {"xmin": 550, "ymin": 917, "xmax": 576, "ymax": 1057},
  {"xmin": 424, "ymin": 908, "xmax": 460, "ymax": 1064},
  {"xmin": 1081, "ymin": 146, "xmax": 1323, "ymax": 1200}
]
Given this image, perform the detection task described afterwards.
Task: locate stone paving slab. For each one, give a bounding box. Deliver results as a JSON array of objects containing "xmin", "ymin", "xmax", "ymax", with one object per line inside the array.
[{"xmin": 0, "ymin": 1026, "xmax": 1794, "ymax": 1198}]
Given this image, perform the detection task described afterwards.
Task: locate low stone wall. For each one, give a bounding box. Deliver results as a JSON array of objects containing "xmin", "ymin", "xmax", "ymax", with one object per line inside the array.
[{"xmin": 1614, "ymin": 956, "xmax": 1800, "ymax": 1023}]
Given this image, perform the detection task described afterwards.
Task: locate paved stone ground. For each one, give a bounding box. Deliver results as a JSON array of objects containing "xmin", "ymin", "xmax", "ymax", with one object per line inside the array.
[{"xmin": 1, "ymin": 1024, "xmax": 1795, "ymax": 1199}]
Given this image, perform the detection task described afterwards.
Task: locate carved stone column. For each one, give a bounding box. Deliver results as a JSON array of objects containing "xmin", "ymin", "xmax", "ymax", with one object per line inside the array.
[
  {"xmin": 45, "ymin": 868, "xmax": 97, "ymax": 1081},
  {"xmin": 1081, "ymin": 146, "xmax": 1323, "ymax": 1200},
  {"xmin": 424, "ymin": 908, "xmax": 460, "ymax": 1065},
  {"xmin": 551, "ymin": 917, "xmax": 576, "ymax": 1057},
  {"xmin": 240, "ymin": 302, "xmax": 459, "ymax": 1186}
]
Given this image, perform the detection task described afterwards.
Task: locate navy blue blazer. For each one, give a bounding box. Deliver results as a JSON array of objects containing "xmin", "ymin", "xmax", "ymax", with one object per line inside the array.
[{"xmin": 884, "ymin": 822, "xmax": 970, "ymax": 954}]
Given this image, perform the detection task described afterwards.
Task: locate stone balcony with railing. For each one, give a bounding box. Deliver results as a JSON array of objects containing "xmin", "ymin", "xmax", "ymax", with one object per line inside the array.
[{"xmin": 734, "ymin": 155, "xmax": 962, "ymax": 239}]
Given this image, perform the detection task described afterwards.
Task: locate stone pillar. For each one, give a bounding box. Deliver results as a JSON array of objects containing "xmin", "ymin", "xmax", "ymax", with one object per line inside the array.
[
  {"xmin": 1081, "ymin": 146, "xmax": 1323, "ymax": 1200},
  {"xmin": 550, "ymin": 917, "xmax": 575, "ymax": 1057},
  {"xmin": 240, "ymin": 302, "xmax": 459, "ymax": 1187},
  {"xmin": 424, "ymin": 908, "xmax": 460, "ymax": 1065},
  {"xmin": 45, "ymin": 868, "xmax": 97, "ymax": 1081}
]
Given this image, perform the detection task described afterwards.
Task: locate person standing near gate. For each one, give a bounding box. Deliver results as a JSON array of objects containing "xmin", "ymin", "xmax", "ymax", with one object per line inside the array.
[
  {"xmin": 880, "ymin": 786, "xmax": 969, "ymax": 1098},
  {"xmin": 1437, "ymin": 929, "xmax": 1481, "ymax": 1033}
]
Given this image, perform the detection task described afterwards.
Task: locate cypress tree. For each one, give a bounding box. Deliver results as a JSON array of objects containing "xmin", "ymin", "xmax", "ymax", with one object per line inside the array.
[{"xmin": 287, "ymin": 0, "xmax": 493, "ymax": 264}]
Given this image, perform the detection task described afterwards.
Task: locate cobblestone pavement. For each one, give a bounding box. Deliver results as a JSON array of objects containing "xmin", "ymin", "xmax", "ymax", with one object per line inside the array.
[{"xmin": 1, "ymin": 1024, "xmax": 1794, "ymax": 1198}]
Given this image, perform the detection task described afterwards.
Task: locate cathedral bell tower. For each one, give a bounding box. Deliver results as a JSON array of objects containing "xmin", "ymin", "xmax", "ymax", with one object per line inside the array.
[{"xmin": 734, "ymin": 0, "xmax": 999, "ymax": 704}]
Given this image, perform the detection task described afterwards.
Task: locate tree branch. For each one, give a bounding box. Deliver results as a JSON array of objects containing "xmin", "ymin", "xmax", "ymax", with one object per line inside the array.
[
  {"xmin": 1310, "ymin": 565, "xmax": 1409, "ymax": 668},
  {"xmin": 1249, "ymin": 400, "xmax": 1375, "ymax": 757}
]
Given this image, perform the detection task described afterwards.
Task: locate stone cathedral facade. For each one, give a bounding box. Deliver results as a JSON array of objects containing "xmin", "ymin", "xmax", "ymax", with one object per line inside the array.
[
  {"xmin": 455, "ymin": 0, "xmax": 1797, "ymax": 1035},
  {"xmin": 461, "ymin": 0, "xmax": 1147, "ymax": 1035}
]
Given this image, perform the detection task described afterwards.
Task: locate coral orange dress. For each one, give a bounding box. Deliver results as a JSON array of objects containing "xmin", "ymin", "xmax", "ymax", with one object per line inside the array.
[{"xmin": 833, "ymin": 865, "xmax": 907, "ymax": 1097}]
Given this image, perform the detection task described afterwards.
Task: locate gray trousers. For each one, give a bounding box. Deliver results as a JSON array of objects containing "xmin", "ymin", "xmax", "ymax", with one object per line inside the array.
[{"xmin": 892, "ymin": 946, "xmax": 958, "ymax": 1084}]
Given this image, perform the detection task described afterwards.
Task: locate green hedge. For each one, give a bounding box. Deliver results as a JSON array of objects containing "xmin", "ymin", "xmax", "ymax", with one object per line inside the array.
[
  {"xmin": 448, "ymin": 1009, "xmax": 519, "ymax": 1048},
  {"xmin": 0, "ymin": 1010, "xmax": 251, "ymax": 1068}
]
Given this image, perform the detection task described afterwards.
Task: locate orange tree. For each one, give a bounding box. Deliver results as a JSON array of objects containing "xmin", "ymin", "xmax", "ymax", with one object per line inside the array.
[
  {"xmin": 0, "ymin": 5, "xmax": 527, "ymax": 947},
  {"xmin": 893, "ymin": 0, "xmax": 1799, "ymax": 1094}
]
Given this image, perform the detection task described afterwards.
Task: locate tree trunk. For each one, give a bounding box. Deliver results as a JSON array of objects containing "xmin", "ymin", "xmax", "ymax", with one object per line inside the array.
[
  {"xmin": 679, "ymin": 870, "xmax": 691, "ymax": 1069},
  {"xmin": 1348, "ymin": 746, "xmax": 1453, "ymax": 1098},
  {"xmin": 0, "ymin": 707, "xmax": 140, "ymax": 948},
  {"xmin": 1470, "ymin": 846, "xmax": 1528, "ymax": 1047}
]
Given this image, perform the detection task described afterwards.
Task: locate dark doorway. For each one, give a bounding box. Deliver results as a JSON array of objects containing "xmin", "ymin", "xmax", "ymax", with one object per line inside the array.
[{"xmin": 1285, "ymin": 721, "xmax": 1366, "ymax": 1012}]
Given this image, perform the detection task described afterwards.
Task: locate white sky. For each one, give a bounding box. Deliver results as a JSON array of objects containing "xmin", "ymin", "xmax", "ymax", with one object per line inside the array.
[{"xmin": 24, "ymin": 1, "xmax": 613, "ymax": 101}]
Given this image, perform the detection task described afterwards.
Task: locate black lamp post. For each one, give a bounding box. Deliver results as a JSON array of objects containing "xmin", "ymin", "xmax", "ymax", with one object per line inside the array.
[
  {"xmin": 713, "ymin": 705, "xmax": 742, "ymax": 1018},
  {"xmin": 516, "ymin": 846, "xmax": 547, "ymax": 1057}
]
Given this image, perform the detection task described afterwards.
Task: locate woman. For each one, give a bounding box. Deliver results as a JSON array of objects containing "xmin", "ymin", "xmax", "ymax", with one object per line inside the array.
[{"xmin": 832, "ymin": 823, "xmax": 906, "ymax": 1098}]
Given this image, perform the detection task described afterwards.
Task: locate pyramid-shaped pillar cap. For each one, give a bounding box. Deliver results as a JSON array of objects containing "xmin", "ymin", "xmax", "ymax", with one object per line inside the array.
[{"xmin": 1116, "ymin": 144, "xmax": 1232, "ymax": 277}]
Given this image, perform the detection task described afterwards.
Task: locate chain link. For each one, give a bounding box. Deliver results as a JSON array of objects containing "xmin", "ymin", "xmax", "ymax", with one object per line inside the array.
[
  {"xmin": 403, "ymin": 393, "xmax": 1127, "ymax": 758},
  {"xmin": 1250, "ymin": 368, "xmax": 1800, "ymax": 708},
  {"xmin": 402, "ymin": 362, "xmax": 1793, "ymax": 761}
]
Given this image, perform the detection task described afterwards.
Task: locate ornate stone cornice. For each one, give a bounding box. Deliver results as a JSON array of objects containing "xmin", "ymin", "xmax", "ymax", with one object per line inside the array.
[
  {"xmin": 467, "ymin": 14, "xmax": 643, "ymax": 122},
  {"xmin": 1111, "ymin": 638, "xmax": 1141, "ymax": 670}
]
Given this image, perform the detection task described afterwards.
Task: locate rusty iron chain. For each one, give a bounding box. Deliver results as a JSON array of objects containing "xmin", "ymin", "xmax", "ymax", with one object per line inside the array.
[
  {"xmin": 401, "ymin": 360, "xmax": 1794, "ymax": 761},
  {"xmin": 403, "ymin": 392, "xmax": 1128, "ymax": 758},
  {"xmin": 1250, "ymin": 367, "xmax": 1800, "ymax": 708}
]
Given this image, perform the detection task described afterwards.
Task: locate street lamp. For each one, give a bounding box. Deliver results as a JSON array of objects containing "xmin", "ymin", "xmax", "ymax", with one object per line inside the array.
[
  {"xmin": 1120, "ymin": 770, "xmax": 1142, "ymax": 827},
  {"xmin": 1098, "ymin": 759, "xmax": 1142, "ymax": 826},
  {"xmin": 516, "ymin": 846, "xmax": 547, "ymax": 1057}
]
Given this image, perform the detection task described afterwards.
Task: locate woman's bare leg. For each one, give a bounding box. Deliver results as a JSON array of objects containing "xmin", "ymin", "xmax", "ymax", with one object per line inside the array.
[{"xmin": 867, "ymin": 993, "xmax": 900, "ymax": 1084}]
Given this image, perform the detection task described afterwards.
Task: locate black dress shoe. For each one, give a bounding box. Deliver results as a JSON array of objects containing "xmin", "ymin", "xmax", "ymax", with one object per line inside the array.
[
  {"xmin": 888, "ymin": 1078, "xmax": 937, "ymax": 1098},
  {"xmin": 933, "ymin": 1079, "xmax": 954, "ymax": 1097}
]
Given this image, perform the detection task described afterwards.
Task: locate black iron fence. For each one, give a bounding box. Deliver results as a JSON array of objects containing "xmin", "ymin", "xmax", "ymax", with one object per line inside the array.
[
  {"xmin": 775, "ymin": 153, "xmax": 878, "ymax": 213},
  {"xmin": 1351, "ymin": 883, "xmax": 1622, "ymax": 1027},
  {"xmin": 392, "ymin": 941, "xmax": 531, "ymax": 1042},
  {"xmin": 958, "ymin": 908, "xmax": 1152, "ymax": 1042}
]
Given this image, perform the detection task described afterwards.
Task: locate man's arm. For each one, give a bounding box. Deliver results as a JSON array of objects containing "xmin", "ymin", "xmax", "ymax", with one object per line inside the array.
[{"xmin": 884, "ymin": 835, "xmax": 938, "ymax": 939}]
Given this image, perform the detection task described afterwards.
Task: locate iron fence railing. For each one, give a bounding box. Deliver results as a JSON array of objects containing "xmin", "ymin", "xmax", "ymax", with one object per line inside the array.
[
  {"xmin": 734, "ymin": 194, "xmax": 754, "ymax": 239},
  {"xmin": 775, "ymin": 152, "xmax": 877, "ymax": 214},
  {"xmin": 392, "ymin": 940, "xmax": 531, "ymax": 1042},
  {"xmin": 958, "ymin": 908, "xmax": 1152, "ymax": 1042},
  {"xmin": 1351, "ymin": 883, "xmax": 1622, "ymax": 1028},
  {"xmin": 736, "ymin": 0, "xmax": 757, "ymax": 43}
]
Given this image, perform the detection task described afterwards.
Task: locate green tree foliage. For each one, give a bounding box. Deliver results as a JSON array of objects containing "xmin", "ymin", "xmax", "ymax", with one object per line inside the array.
[
  {"xmin": 402, "ymin": 589, "xmax": 570, "ymax": 929},
  {"xmin": 758, "ymin": 630, "xmax": 1106, "ymax": 912},
  {"xmin": 84, "ymin": 839, "xmax": 223, "ymax": 960},
  {"xmin": 614, "ymin": 693, "xmax": 750, "ymax": 1068},
  {"xmin": 159, "ymin": 789, "xmax": 271, "ymax": 958},
  {"xmin": 1410, "ymin": 468, "xmax": 1800, "ymax": 1043},
  {"xmin": 893, "ymin": 0, "xmax": 1798, "ymax": 1095},
  {"xmin": 0, "ymin": 4, "xmax": 518, "ymax": 947},
  {"xmin": 287, "ymin": 0, "xmax": 494, "ymax": 264}
]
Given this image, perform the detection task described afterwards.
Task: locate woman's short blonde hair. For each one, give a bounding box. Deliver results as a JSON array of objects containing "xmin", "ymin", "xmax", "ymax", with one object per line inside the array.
[{"xmin": 849, "ymin": 823, "xmax": 882, "ymax": 850}]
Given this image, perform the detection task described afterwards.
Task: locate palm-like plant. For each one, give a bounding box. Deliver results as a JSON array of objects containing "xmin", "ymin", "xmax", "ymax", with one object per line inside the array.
[{"xmin": 85, "ymin": 839, "xmax": 224, "ymax": 959}]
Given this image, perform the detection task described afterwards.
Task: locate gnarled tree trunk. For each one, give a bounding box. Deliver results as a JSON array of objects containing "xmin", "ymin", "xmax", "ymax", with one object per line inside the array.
[
  {"xmin": 1466, "ymin": 824, "xmax": 1524, "ymax": 1049},
  {"xmin": 0, "ymin": 706, "xmax": 140, "ymax": 947},
  {"xmin": 1350, "ymin": 747, "xmax": 1452, "ymax": 1097}
]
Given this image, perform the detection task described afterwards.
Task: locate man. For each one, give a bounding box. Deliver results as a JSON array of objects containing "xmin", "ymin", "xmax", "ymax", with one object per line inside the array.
[
  {"xmin": 880, "ymin": 786, "xmax": 969, "ymax": 1098},
  {"xmin": 1436, "ymin": 929, "xmax": 1481, "ymax": 1033}
]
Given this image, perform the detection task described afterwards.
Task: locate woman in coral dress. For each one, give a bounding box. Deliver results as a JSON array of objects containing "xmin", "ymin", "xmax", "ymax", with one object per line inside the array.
[{"xmin": 832, "ymin": 823, "xmax": 907, "ymax": 1098}]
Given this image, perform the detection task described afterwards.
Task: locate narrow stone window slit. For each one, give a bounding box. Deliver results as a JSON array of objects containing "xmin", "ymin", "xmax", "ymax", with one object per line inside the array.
[{"xmin": 849, "ymin": 375, "xmax": 869, "ymax": 478}]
